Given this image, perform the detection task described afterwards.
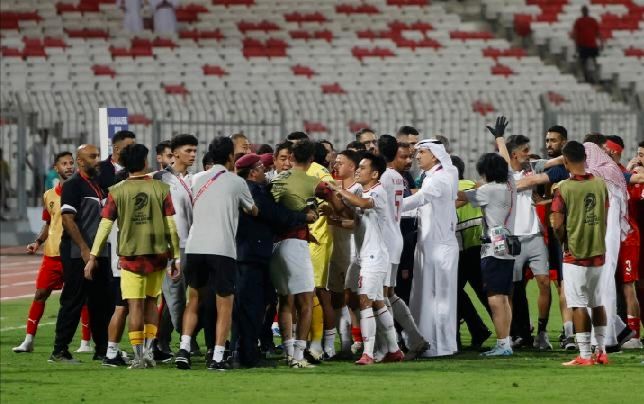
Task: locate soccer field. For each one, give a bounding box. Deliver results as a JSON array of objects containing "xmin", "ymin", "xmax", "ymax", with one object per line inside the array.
[{"xmin": 1, "ymin": 284, "xmax": 642, "ymax": 403}]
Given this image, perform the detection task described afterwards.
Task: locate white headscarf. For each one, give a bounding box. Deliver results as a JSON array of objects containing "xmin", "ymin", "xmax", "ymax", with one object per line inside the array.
[{"xmin": 415, "ymin": 139, "xmax": 459, "ymax": 200}]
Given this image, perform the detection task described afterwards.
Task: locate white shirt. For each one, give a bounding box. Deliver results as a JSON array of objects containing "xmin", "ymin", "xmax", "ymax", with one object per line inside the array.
[
  {"xmin": 331, "ymin": 182, "xmax": 362, "ymax": 264},
  {"xmin": 379, "ymin": 168, "xmax": 405, "ymax": 264},
  {"xmin": 185, "ymin": 165, "xmax": 254, "ymax": 258},
  {"xmin": 511, "ymin": 170, "xmax": 540, "ymax": 236},
  {"xmin": 402, "ymin": 165, "xmax": 458, "ymax": 244},
  {"xmin": 354, "ymin": 183, "xmax": 390, "ymax": 269},
  {"xmin": 155, "ymin": 167, "xmax": 193, "ymax": 248}
]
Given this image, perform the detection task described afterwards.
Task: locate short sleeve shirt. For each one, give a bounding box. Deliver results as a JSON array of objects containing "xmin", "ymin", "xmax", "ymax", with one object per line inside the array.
[
  {"xmin": 354, "ymin": 183, "xmax": 390, "ymax": 268},
  {"xmin": 271, "ymin": 168, "xmax": 320, "ymax": 212},
  {"xmin": 379, "ymin": 168, "xmax": 405, "ymax": 264},
  {"xmin": 60, "ymin": 172, "xmax": 107, "ymax": 258},
  {"xmin": 465, "ymin": 179, "xmax": 516, "ymax": 259},
  {"xmin": 185, "ymin": 165, "xmax": 254, "ymax": 258}
]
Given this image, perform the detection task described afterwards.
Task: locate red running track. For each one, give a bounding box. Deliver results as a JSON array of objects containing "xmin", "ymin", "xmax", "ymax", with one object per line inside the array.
[{"xmin": 0, "ymin": 246, "xmax": 48, "ymax": 301}]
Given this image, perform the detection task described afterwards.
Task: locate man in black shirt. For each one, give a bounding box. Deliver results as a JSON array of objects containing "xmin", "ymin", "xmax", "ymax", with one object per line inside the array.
[
  {"xmin": 96, "ymin": 130, "xmax": 136, "ymax": 193},
  {"xmin": 49, "ymin": 144, "xmax": 112, "ymax": 363}
]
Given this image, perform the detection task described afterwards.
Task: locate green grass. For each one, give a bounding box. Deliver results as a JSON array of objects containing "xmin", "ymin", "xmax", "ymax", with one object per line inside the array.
[{"xmin": 1, "ymin": 283, "xmax": 643, "ymax": 403}]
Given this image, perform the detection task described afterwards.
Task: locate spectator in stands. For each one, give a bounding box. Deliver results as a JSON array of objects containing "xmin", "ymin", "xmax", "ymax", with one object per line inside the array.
[
  {"xmin": 156, "ymin": 140, "xmax": 173, "ymax": 170},
  {"xmin": 571, "ymin": 6, "xmax": 602, "ymax": 84},
  {"xmin": 355, "ymin": 128, "xmax": 378, "ymax": 153},
  {"xmin": 232, "ymin": 133, "xmax": 251, "ymax": 155},
  {"xmin": 150, "ymin": 0, "xmax": 179, "ymax": 35},
  {"xmin": 0, "ymin": 148, "xmax": 11, "ymax": 212},
  {"xmin": 117, "ymin": 0, "xmax": 143, "ymax": 34}
]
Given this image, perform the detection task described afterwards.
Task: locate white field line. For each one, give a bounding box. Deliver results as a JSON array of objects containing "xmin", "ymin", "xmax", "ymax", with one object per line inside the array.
[
  {"xmin": 1, "ymin": 270, "xmax": 38, "ymax": 278},
  {"xmin": 0, "ymin": 281, "xmax": 34, "ymax": 289},
  {"xmin": 0, "ymin": 291, "xmax": 59, "ymax": 301},
  {"xmin": 0, "ymin": 321, "xmax": 56, "ymax": 332}
]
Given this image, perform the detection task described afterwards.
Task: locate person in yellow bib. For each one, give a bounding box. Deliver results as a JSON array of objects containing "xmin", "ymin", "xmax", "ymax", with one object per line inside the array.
[{"xmin": 86, "ymin": 144, "xmax": 181, "ymax": 369}]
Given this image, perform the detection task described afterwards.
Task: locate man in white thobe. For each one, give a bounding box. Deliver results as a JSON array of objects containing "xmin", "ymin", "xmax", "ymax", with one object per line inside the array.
[
  {"xmin": 402, "ymin": 139, "xmax": 459, "ymax": 357},
  {"xmin": 117, "ymin": 0, "xmax": 143, "ymax": 34},
  {"xmin": 149, "ymin": 0, "xmax": 179, "ymax": 35}
]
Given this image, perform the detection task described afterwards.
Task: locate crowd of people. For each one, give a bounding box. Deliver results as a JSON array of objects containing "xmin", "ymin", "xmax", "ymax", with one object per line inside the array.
[{"xmin": 11, "ymin": 120, "xmax": 644, "ymax": 369}]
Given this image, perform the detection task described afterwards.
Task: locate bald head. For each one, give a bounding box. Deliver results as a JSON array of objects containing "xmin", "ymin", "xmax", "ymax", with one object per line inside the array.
[{"xmin": 76, "ymin": 144, "xmax": 100, "ymax": 177}]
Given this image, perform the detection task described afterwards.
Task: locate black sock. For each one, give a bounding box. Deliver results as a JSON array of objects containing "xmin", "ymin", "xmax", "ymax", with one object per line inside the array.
[{"xmin": 538, "ymin": 318, "xmax": 548, "ymax": 334}]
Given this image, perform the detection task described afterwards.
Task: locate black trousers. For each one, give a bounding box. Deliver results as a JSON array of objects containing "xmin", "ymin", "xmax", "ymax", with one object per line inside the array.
[
  {"xmin": 457, "ymin": 246, "xmax": 491, "ymax": 345},
  {"xmin": 511, "ymin": 280, "xmax": 532, "ymax": 341},
  {"xmin": 233, "ymin": 261, "xmax": 272, "ymax": 366},
  {"xmin": 54, "ymin": 247, "xmax": 111, "ymax": 355}
]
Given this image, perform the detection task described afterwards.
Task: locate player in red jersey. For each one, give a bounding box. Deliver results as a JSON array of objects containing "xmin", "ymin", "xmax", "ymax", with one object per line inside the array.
[{"xmin": 13, "ymin": 152, "xmax": 91, "ymax": 353}]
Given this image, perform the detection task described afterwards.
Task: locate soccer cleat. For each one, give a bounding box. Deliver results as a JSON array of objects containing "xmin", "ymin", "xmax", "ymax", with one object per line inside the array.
[
  {"xmin": 534, "ymin": 331, "xmax": 553, "ymax": 351},
  {"xmin": 92, "ymin": 353, "xmax": 106, "ymax": 361},
  {"xmin": 304, "ymin": 349, "xmax": 323, "ymax": 365},
  {"xmin": 207, "ymin": 359, "xmax": 232, "ymax": 371},
  {"xmin": 381, "ymin": 350, "xmax": 404, "ymax": 363},
  {"xmin": 12, "ymin": 340, "xmax": 34, "ymax": 353},
  {"xmin": 480, "ymin": 345, "xmax": 513, "ymax": 357},
  {"xmin": 404, "ymin": 339, "xmax": 430, "ymax": 361},
  {"xmin": 174, "ymin": 349, "xmax": 191, "ymax": 370},
  {"xmin": 205, "ymin": 349, "xmax": 214, "ymax": 368},
  {"xmin": 128, "ymin": 358, "xmax": 146, "ymax": 369},
  {"xmin": 562, "ymin": 356, "xmax": 594, "ymax": 366},
  {"xmin": 75, "ymin": 340, "xmax": 93, "ymax": 353},
  {"xmin": 290, "ymin": 359, "xmax": 316, "ymax": 369},
  {"xmin": 350, "ymin": 341, "xmax": 363, "ymax": 355},
  {"xmin": 271, "ymin": 322, "xmax": 281, "ymax": 337},
  {"xmin": 562, "ymin": 336, "xmax": 576, "ymax": 351},
  {"xmin": 153, "ymin": 348, "xmax": 173, "ymax": 363},
  {"xmin": 594, "ymin": 352, "xmax": 610, "ymax": 365},
  {"xmin": 616, "ymin": 327, "xmax": 636, "ymax": 348},
  {"xmin": 48, "ymin": 350, "xmax": 80, "ymax": 364},
  {"xmin": 511, "ymin": 336, "xmax": 533, "ymax": 349},
  {"xmin": 102, "ymin": 353, "xmax": 127, "ymax": 367},
  {"xmin": 354, "ymin": 353, "xmax": 375, "ymax": 366},
  {"xmin": 620, "ymin": 338, "xmax": 643, "ymax": 350},
  {"xmin": 143, "ymin": 350, "xmax": 156, "ymax": 368}
]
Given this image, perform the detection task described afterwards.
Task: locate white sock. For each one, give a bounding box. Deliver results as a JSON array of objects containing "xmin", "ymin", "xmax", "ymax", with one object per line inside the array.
[
  {"xmin": 497, "ymin": 337, "xmax": 511, "ymax": 350},
  {"xmin": 293, "ymin": 340, "xmax": 306, "ymax": 361},
  {"xmin": 80, "ymin": 339, "xmax": 90, "ymax": 346},
  {"xmin": 375, "ymin": 306, "xmax": 399, "ymax": 353},
  {"xmin": 292, "ymin": 323, "xmax": 297, "ymax": 338},
  {"xmin": 593, "ymin": 326, "xmax": 606, "ymax": 353},
  {"xmin": 360, "ymin": 308, "xmax": 376, "ymax": 357},
  {"xmin": 564, "ymin": 321, "xmax": 574, "ymax": 338},
  {"xmin": 323, "ymin": 329, "xmax": 336, "ymax": 355},
  {"xmin": 337, "ymin": 307, "xmax": 352, "ymax": 352},
  {"xmin": 310, "ymin": 340, "xmax": 322, "ymax": 353},
  {"xmin": 391, "ymin": 295, "xmax": 423, "ymax": 343},
  {"xmin": 213, "ymin": 345, "xmax": 225, "ymax": 363},
  {"xmin": 24, "ymin": 334, "xmax": 34, "ymax": 344},
  {"xmin": 283, "ymin": 338, "xmax": 295, "ymax": 358},
  {"xmin": 180, "ymin": 335, "xmax": 191, "ymax": 352},
  {"xmin": 107, "ymin": 342, "xmax": 119, "ymax": 359},
  {"xmin": 576, "ymin": 332, "xmax": 592, "ymax": 359}
]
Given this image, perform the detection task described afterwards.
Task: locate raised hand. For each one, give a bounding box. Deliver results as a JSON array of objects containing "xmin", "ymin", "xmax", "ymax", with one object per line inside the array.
[{"xmin": 486, "ymin": 116, "xmax": 509, "ymax": 138}]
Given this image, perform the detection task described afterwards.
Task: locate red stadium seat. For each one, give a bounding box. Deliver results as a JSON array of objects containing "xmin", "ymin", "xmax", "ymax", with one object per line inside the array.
[
  {"xmin": 152, "ymin": 37, "xmax": 176, "ymax": 48},
  {"xmin": 213, "ymin": 0, "xmax": 255, "ymax": 6},
  {"xmin": 202, "ymin": 64, "xmax": 228, "ymax": 77},
  {"xmin": 1, "ymin": 46, "xmax": 22, "ymax": 57},
  {"xmin": 491, "ymin": 63, "xmax": 515, "ymax": 77},
  {"xmin": 387, "ymin": 0, "xmax": 429, "ymax": 6},
  {"xmin": 164, "ymin": 84, "xmax": 189, "ymax": 95},
  {"xmin": 128, "ymin": 114, "xmax": 152, "ymax": 126},
  {"xmin": 321, "ymin": 83, "xmax": 346, "ymax": 94},
  {"xmin": 291, "ymin": 65, "xmax": 316, "ymax": 78},
  {"xmin": 471, "ymin": 100, "xmax": 495, "ymax": 116},
  {"xmin": 92, "ymin": 64, "xmax": 116, "ymax": 78},
  {"xmin": 304, "ymin": 121, "xmax": 328, "ymax": 133}
]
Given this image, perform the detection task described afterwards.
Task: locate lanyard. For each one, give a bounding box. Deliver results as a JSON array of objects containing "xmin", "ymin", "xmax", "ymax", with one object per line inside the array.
[
  {"xmin": 192, "ymin": 170, "xmax": 225, "ymax": 206},
  {"xmin": 80, "ymin": 173, "xmax": 103, "ymax": 200},
  {"xmin": 176, "ymin": 174, "xmax": 193, "ymax": 203}
]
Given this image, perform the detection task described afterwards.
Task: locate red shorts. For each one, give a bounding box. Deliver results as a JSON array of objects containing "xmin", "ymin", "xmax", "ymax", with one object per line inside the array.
[
  {"xmin": 35, "ymin": 256, "xmax": 64, "ymax": 290},
  {"xmin": 617, "ymin": 243, "xmax": 640, "ymax": 283}
]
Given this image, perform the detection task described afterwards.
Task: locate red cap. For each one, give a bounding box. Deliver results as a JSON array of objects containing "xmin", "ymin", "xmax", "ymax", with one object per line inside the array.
[
  {"xmin": 235, "ymin": 153, "xmax": 261, "ymax": 170},
  {"xmin": 260, "ymin": 153, "xmax": 274, "ymax": 168}
]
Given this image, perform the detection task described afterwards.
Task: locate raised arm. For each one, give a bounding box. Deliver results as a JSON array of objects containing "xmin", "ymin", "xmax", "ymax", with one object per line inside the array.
[{"xmin": 486, "ymin": 116, "xmax": 511, "ymax": 164}]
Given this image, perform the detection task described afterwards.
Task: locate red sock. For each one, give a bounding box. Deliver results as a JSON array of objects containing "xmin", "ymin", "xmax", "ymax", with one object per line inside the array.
[
  {"xmin": 80, "ymin": 304, "xmax": 91, "ymax": 341},
  {"xmin": 26, "ymin": 300, "xmax": 46, "ymax": 336},
  {"xmin": 351, "ymin": 326, "xmax": 363, "ymax": 343},
  {"xmin": 627, "ymin": 316, "xmax": 641, "ymax": 339}
]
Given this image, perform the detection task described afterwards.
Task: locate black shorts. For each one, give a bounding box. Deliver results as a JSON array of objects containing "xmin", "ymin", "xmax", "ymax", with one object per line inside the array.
[
  {"xmin": 546, "ymin": 227, "xmax": 563, "ymax": 282},
  {"xmin": 481, "ymin": 256, "xmax": 515, "ymax": 296},
  {"xmin": 184, "ymin": 254, "xmax": 236, "ymax": 296},
  {"xmin": 111, "ymin": 274, "xmax": 126, "ymax": 307},
  {"xmin": 577, "ymin": 46, "xmax": 599, "ymax": 60}
]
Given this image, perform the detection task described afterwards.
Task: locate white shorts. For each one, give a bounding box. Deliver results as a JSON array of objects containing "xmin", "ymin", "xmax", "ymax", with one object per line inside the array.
[
  {"xmin": 345, "ymin": 260, "xmax": 361, "ymax": 292},
  {"xmin": 562, "ymin": 263, "xmax": 603, "ymax": 308},
  {"xmin": 270, "ymin": 239, "xmax": 314, "ymax": 296},
  {"xmin": 358, "ymin": 270, "xmax": 386, "ymax": 301},
  {"xmin": 384, "ymin": 263, "xmax": 399, "ymax": 288},
  {"xmin": 327, "ymin": 255, "xmax": 350, "ymax": 294}
]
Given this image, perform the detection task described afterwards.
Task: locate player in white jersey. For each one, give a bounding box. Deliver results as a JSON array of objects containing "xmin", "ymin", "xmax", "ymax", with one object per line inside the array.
[
  {"xmin": 327, "ymin": 150, "xmax": 363, "ymax": 357},
  {"xmin": 328, "ymin": 153, "xmax": 404, "ymax": 365},
  {"xmin": 377, "ymin": 136, "xmax": 429, "ymax": 360}
]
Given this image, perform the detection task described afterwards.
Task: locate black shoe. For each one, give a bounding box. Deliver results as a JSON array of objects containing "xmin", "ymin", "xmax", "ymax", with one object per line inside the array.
[
  {"xmin": 48, "ymin": 350, "xmax": 79, "ymax": 364},
  {"xmin": 207, "ymin": 359, "xmax": 232, "ymax": 371},
  {"xmin": 102, "ymin": 353, "xmax": 127, "ymax": 367},
  {"xmin": 303, "ymin": 349, "xmax": 322, "ymax": 365},
  {"xmin": 617, "ymin": 327, "xmax": 636, "ymax": 347},
  {"xmin": 205, "ymin": 349, "xmax": 214, "ymax": 368},
  {"xmin": 471, "ymin": 330, "xmax": 493, "ymax": 349},
  {"xmin": 92, "ymin": 353, "xmax": 106, "ymax": 361},
  {"xmin": 153, "ymin": 348, "xmax": 173, "ymax": 363},
  {"xmin": 175, "ymin": 349, "xmax": 191, "ymax": 370}
]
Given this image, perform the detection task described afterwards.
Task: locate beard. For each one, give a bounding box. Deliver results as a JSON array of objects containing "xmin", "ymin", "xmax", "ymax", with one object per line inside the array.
[{"xmin": 85, "ymin": 166, "xmax": 98, "ymax": 177}]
